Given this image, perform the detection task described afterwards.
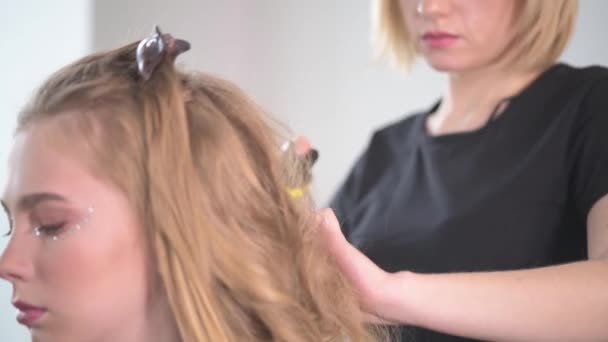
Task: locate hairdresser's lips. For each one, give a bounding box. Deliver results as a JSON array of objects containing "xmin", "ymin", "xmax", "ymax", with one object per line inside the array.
[
  {"xmin": 421, "ymin": 31, "xmax": 460, "ymax": 49},
  {"xmin": 13, "ymin": 301, "xmax": 47, "ymax": 326}
]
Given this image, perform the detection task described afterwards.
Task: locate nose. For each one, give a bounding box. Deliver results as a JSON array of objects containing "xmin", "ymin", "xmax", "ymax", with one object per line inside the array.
[
  {"xmin": 0, "ymin": 236, "xmax": 34, "ymax": 283},
  {"xmin": 416, "ymin": 0, "xmax": 451, "ymax": 17}
]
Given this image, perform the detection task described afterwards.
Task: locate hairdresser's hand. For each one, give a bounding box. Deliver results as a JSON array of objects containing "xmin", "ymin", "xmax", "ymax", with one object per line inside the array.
[{"xmin": 319, "ymin": 208, "xmax": 410, "ymax": 325}]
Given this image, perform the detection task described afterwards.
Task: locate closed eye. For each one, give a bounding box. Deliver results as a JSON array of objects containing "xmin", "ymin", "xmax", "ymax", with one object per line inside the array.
[{"xmin": 34, "ymin": 222, "xmax": 67, "ymax": 238}]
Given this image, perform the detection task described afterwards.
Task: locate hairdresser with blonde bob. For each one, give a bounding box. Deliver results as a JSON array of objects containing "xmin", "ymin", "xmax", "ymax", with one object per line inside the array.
[{"xmin": 322, "ymin": 0, "xmax": 608, "ymax": 341}]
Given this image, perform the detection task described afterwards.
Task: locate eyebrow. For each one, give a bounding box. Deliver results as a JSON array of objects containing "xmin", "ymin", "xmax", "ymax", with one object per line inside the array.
[{"xmin": 1, "ymin": 192, "xmax": 69, "ymax": 215}]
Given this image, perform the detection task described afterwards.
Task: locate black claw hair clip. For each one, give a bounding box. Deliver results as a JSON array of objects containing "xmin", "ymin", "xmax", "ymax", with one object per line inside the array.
[{"xmin": 136, "ymin": 25, "xmax": 191, "ymax": 81}]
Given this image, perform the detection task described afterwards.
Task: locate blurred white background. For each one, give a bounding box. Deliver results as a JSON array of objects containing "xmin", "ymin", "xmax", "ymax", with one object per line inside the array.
[{"xmin": 1, "ymin": 1, "xmax": 608, "ymax": 340}]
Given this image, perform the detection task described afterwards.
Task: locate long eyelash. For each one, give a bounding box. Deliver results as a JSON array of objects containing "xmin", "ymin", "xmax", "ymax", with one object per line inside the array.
[
  {"xmin": 34, "ymin": 222, "xmax": 67, "ymax": 237},
  {"xmin": 1, "ymin": 202, "xmax": 12, "ymax": 237}
]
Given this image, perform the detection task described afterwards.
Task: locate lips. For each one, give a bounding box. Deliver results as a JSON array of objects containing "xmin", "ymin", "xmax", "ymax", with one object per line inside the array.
[
  {"xmin": 13, "ymin": 301, "xmax": 47, "ymax": 326},
  {"xmin": 422, "ymin": 31, "xmax": 459, "ymax": 48}
]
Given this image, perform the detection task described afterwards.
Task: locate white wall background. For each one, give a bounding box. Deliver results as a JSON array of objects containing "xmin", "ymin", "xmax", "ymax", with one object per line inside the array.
[
  {"xmin": 1, "ymin": 1, "xmax": 608, "ymax": 340},
  {"xmin": 91, "ymin": 0, "xmax": 608, "ymax": 204},
  {"xmin": 0, "ymin": 1, "xmax": 91, "ymax": 341}
]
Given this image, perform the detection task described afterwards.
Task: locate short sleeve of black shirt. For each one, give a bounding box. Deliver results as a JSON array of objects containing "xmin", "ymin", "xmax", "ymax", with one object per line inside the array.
[{"xmin": 329, "ymin": 64, "xmax": 608, "ymax": 342}]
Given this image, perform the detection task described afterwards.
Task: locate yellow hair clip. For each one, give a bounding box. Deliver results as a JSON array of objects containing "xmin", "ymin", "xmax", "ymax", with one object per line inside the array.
[
  {"xmin": 286, "ymin": 186, "xmax": 308, "ymax": 199},
  {"xmin": 281, "ymin": 138, "xmax": 318, "ymax": 200}
]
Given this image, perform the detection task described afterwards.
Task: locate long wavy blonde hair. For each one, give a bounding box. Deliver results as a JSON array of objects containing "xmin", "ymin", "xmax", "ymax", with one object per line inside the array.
[{"xmin": 18, "ymin": 41, "xmax": 380, "ymax": 341}]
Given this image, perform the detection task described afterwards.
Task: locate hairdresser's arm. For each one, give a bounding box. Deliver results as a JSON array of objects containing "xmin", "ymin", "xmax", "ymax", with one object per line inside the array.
[{"xmin": 320, "ymin": 195, "xmax": 608, "ymax": 342}]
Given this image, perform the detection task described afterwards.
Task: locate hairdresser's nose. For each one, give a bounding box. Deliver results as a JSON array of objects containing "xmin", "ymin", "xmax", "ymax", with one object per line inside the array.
[{"xmin": 416, "ymin": 0, "xmax": 452, "ymax": 18}]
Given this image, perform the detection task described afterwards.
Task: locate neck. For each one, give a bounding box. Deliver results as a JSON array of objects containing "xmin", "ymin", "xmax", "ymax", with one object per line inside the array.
[
  {"xmin": 428, "ymin": 62, "xmax": 545, "ymax": 135},
  {"xmin": 449, "ymin": 64, "xmax": 538, "ymax": 111},
  {"xmin": 105, "ymin": 294, "xmax": 181, "ymax": 342},
  {"xmin": 142, "ymin": 296, "xmax": 181, "ymax": 342}
]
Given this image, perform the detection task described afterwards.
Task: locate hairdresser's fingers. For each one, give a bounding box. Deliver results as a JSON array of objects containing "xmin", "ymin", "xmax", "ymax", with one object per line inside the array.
[{"xmin": 318, "ymin": 208, "xmax": 392, "ymax": 315}]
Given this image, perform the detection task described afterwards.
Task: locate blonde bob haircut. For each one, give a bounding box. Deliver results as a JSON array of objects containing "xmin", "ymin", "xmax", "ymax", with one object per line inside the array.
[{"xmin": 372, "ymin": 0, "xmax": 578, "ymax": 72}]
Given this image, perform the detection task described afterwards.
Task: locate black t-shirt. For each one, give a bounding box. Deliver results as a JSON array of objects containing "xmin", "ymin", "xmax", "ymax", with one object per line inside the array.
[{"xmin": 330, "ymin": 63, "xmax": 608, "ymax": 341}]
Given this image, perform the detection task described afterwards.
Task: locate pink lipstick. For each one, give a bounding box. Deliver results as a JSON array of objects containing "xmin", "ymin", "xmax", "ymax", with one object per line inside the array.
[
  {"xmin": 13, "ymin": 301, "xmax": 47, "ymax": 326},
  {"xmin": 422, "ymin": 31, "xmax": 459, "ymax": 48}
]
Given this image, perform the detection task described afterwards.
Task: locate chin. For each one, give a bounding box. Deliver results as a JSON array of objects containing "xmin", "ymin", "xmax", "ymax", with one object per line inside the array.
[
  {"xmin": 421, "ymin": 51, "xmax": 485, "ymax": 73},
  {"xmin": 425, "ymin": 58, "xmax": 469, "ymax": 73}
]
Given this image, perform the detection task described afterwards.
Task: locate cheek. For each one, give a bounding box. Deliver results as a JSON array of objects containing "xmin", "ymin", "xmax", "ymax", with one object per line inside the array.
[
  {"xmin": 463, "ymin": 2, "xmax": 515, "ymax": 52},
  {"xmin": 38, "ymin": 225, "xmax": 151, "ymax": 323}
]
